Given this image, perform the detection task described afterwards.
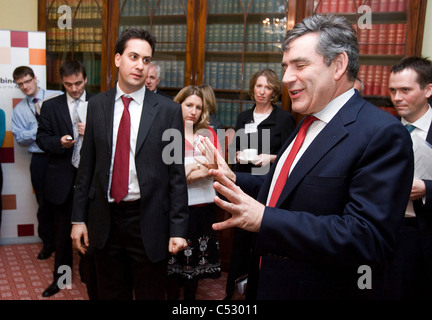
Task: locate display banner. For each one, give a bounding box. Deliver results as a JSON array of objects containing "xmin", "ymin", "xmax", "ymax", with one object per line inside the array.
[{"xmin": 0, "ymin": 29, "xmax": 47, "ymax": 244}]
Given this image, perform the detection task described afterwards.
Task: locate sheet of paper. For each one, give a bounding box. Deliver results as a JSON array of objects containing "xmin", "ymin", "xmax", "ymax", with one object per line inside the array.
[
  {"xmin": 412, "ymin": 133, "xmax": 432, "ymax": 180},
  {"xmin": 185, "ymin": 156, "xmax": 215, "ymax": 206}
]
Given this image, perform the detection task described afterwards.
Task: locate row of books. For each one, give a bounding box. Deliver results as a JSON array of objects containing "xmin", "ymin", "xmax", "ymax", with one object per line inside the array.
[
  {"xmin": 208, "ymin": 0, "xmax": 285, "ymax": 14},
  {"xmin": 47, "ymin": 0, "xmax": 102, "ymax": 20},
  {"xmin": 358, "ymin": 64, "xmax": 391, "ymax": 97},
  {"xmin": 214, "ymin": 99, "xmax": 255, "ymax": 128},
  {"xmin": 120, "ymin": 0, "xmax": 186, "ymax": 16},
  {"xmin": 156, "ymin": 60, "xmax": 186, "ymax": 89},
  {"xmin": 206, "ymin": 23, "xmax": 283, "ymax": 53},
  {"xmin": 203, "ymin": 62, "xmax": 283, "ymax": 91},
  {"xmin": 357, "ymin": 23, "xmax": 406, "ymax": 55},
  {"xmin": 46, "ymin": 27, "xmax": 103, "ymax": 52},
  {"xmin": 47, "ymin": 57, "xmax": 101, "ymax": 86},
  {"xmin": 119, "ymin": 24, "xmax": 187, "ymax": 52},
  {"xmin": 315, "ymin": 0, "xmax": 408, "ymax": 13}
]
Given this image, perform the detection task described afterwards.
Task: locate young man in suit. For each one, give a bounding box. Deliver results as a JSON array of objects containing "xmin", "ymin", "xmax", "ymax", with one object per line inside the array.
[
  {"xmin": 70, "ymin": 28, "xmax": 189, "ymax": 300},
  {"xmin": 200, "ymin": 14, "xmax": 414, "ymax": 299},
  {"xmin": 36, "ymin": 60, "xmax": 92, "ymax": 297},
  {"xmin": 12, "ymin": 66, "xmax": 62, "ymax": 260},
  {"xmin": 387, "ymin": 56, "xmax": 432, "ymax": 299}
]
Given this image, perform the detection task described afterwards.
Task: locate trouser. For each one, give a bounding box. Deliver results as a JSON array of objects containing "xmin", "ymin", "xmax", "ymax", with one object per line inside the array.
[
  {"xmin": 30, "ymin": 153, "xmax": 55, "ymax": 250},
  {"xmin": 50, "ymin": 190, "xmax": 73, "ymax": 282},
  {"xmin": 94, "ymin": 201, "xmax": 167, "ymax": 300}
]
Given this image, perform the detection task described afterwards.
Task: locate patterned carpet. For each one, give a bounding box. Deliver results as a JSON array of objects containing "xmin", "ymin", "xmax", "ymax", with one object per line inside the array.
[{"xmin": 0, "ymin": 242, "xmax": 227, "ymax": 300}]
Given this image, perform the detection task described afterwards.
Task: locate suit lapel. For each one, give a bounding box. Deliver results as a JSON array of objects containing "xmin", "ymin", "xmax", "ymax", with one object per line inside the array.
[
  {"xmin": 274, "ymin": 93, "xmax": 364, "ymax": 207},
  {"xmin": 57, "ymin": 95, "xmax": 73, "ymax": 134},
  {"xmin": 426, "ymin": 119, "xmax": 432, "ymax": 144},
  {"xmin": 104, "ymin": 89, "xmax": 116, "ymax": 150},
  {"xmin": 136, "ymin": 91, "xmax": 160, "ymax": 154}
]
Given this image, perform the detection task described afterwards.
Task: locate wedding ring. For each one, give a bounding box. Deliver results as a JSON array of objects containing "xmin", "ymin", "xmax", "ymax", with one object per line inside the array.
[{"xmin": 197, "ymin": 163, "xmax": 201, "ymax": 169}]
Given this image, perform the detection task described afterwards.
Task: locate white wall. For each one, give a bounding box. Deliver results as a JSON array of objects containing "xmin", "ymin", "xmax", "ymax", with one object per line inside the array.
[{"xmin": 422, "ymin": 0, "xmax": 432, "ymax": 58}]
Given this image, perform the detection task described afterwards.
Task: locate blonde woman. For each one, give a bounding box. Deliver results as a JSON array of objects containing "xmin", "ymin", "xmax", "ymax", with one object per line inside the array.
[{"xmin": 167, "ymin": 85, "xmax": 222, "ymax": 300}]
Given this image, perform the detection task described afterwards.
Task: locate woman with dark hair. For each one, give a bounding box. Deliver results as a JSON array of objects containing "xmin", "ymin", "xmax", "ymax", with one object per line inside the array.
[{"xmin": 231, "ymin": 68, "xmax": 295, "ymax": 173}]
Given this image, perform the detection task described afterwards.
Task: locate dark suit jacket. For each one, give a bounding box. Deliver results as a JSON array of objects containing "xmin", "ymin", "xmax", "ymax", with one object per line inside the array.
[
  {"xmin": 71, "ymin": 87, "xmax": 189, "ymax": 263},
  {"xmin": 236, "ymin": 92, "xmax": 414, "ymax": 299},
  {"xmin": 413, "ymin": 119, "xmax": 432, "ymax": 278},
  {"xmin": 36, "ymin": 92, "xmax": 93, "ymax": 205},
  {"xmin": 155, "ymin": 88, "xmax": 172, "ymax": 99}
]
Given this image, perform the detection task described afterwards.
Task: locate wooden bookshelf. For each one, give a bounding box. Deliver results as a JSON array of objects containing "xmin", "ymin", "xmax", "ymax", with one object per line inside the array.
[
  {"xmin": 39, "ymin": 0, "xmax": 426, "ymax": 121},
  {"xmin": 311, "ymin": 0, "xmax": 426, "ymax": 116}
]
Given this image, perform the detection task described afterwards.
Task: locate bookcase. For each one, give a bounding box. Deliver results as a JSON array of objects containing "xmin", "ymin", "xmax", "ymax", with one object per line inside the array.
[
  {"xmin": 312, "ymin": 0, "xmax": 427, "ymax": 115},
  {"xmin": 41, "ymin": 0, "xmax": 103, "ymax": 94},
  {"xmin": 39, "ymin": 0, "xmax": 426, "ymax": 122}
]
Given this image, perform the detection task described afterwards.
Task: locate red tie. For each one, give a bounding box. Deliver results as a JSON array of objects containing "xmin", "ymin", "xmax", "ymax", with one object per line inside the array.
[
  {"xmin": 110, "ymin": 95, "xmax": 133, "ymax": 203},
  {"xmin": 268, "ymin": 115, "xmax": 318, "ymax": 207}
]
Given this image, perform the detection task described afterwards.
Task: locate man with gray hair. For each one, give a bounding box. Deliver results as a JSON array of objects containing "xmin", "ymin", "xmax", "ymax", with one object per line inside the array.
[
  {"xmin": 201, "ymin": 14, "xmax": 414, "ymax": 299},
  {"xmin": 145, "ymin": 61, "xmax": 171, "ymax": 99}
]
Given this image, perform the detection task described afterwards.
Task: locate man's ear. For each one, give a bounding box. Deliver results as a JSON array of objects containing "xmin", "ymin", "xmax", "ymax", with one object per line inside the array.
[
  {"xmin": 425, "ymin": 83, "xmax": 432, "ymax": 99},
  {"xmin": 333, "ymin": 52, "xmax": 349, "ymax": 81},
  {"xmin": 114, "ymin": 53, "xmax": 121, "ymax": 68}
]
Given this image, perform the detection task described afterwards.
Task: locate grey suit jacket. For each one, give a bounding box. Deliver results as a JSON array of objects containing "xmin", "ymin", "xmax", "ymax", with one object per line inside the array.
[{"xmin": 71, "ymin": 87, "xmax": 188, "ymax": 263}]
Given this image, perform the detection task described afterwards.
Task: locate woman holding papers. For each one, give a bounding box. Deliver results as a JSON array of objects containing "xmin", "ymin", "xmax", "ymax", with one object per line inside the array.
[{"xmin": 167, "ymin": 85, "xmax": 222, "ymax": 300}]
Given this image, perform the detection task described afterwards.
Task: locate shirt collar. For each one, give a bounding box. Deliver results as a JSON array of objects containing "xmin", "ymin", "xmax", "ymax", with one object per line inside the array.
[
  {"xmin": 66, "ymin": 91, "xmax": 86, "ymax": 105},
  {"xmin": 401, "ymin": 105, "xmax": 432, "ymax": 133},
  {"xmin": 115, "ymin": 83, "xmax": 146, "ymax": 104},
  {"xmin": 28, "ymin": 87, "xmax": 44, "ymax": 103},
  {"xmin": 313, "ymin": 88, "xmax": 355, "ymax": 124}
]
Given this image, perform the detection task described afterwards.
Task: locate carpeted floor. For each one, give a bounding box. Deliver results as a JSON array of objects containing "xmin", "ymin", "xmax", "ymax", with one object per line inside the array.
[{"xmin": 0, "ymin": 242, "xmax": 227, "ymax": 300}]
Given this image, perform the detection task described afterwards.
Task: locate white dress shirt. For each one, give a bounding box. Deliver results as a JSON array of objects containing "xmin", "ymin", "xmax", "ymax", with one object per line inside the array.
[
  {"xmin": 107, "ymin": 83, "xmax": 145, "ymax": 202},
  {"xmin": 266, "ymin": 88, "xmax": 355, "ymax": 205},
  {"xmin": 66, "ymin": 92, "xmax": 86, "ymax": 122}
]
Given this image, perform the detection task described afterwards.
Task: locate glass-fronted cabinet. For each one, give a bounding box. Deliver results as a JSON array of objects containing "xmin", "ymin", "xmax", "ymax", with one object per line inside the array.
[
  {"xmin": 312, "ymin": 0, "xmax": 425, "ymax": 115},
  {"xmin": 43, "ymin": 0, "xmax": 103, "ymax": 94},
  {"xmin": 40, "ymin": 0, "xmax": 426, "ymax": 122},
  {"xmin": 118, "ymin": 0, "xmax": 188, "ymax": 94},
  {"xmin": 203, "ymin": 0, "xmax": 293, "ymax": 127}
]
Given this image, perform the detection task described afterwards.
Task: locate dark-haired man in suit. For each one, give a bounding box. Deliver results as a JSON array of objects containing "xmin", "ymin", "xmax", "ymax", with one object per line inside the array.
[
  {"xmin": 37, "ymin": 60, "xmax": 93, "ymax": 297},
  {"xmin": 387, "ymin": 56, "xmax": 432, "ymax": 299},
  {"xmin": 70, "ymin": 28, "xmax": 188, "ymax": 300}
]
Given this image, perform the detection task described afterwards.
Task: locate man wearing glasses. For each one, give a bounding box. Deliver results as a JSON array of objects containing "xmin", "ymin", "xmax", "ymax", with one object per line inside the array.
[{"xmin": 11, "ymin": 66, "xmax": 62, "ymax": 260}]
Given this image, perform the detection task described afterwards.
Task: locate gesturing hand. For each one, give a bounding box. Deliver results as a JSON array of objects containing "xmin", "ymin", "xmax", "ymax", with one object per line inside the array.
[
  {"xmin": 195, "ymin": 136, "xmax": 236, "ymax": 183},
  {"xmin": 209, "ymin": 169, "xmax": 264, "ymax": 233}
]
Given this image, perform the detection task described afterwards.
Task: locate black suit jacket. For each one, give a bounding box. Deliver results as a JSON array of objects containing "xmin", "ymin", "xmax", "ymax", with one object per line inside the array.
[
  {"xmin": 71, "ymin": 87, "xmax": 189, "ymax": 263},
  {"xmin": 230, "ymin": 105, "xmax": 295, "ymax": 173},
  {"xmin": 236, "ymin": 92, "xmax": 414, "ymax": 299},
  {"xmin": 36, "ymin": 92, "xmax": 93, "ymax": 205}
]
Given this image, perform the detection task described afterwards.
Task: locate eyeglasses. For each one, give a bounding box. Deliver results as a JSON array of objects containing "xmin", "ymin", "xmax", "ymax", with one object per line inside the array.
[{"xmin": 15, "ymin": 78, "xmax": 34, "ymax": 87}]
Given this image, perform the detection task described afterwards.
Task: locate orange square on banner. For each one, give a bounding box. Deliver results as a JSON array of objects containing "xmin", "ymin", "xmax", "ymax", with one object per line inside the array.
[
  {"xmin": 29, "ymin": 48, "xmax": 46, "ymax": 65},
  {"xmin": 2, "ymin": 132, "xmax": 14, "ymax": 148},
  {"xmin": 2, "ymin": 194, "xmax": 17, "ymax": 210},
  {"xmin": 13, "ymin": 98, "xmax": 23, "ymax": 108}
]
